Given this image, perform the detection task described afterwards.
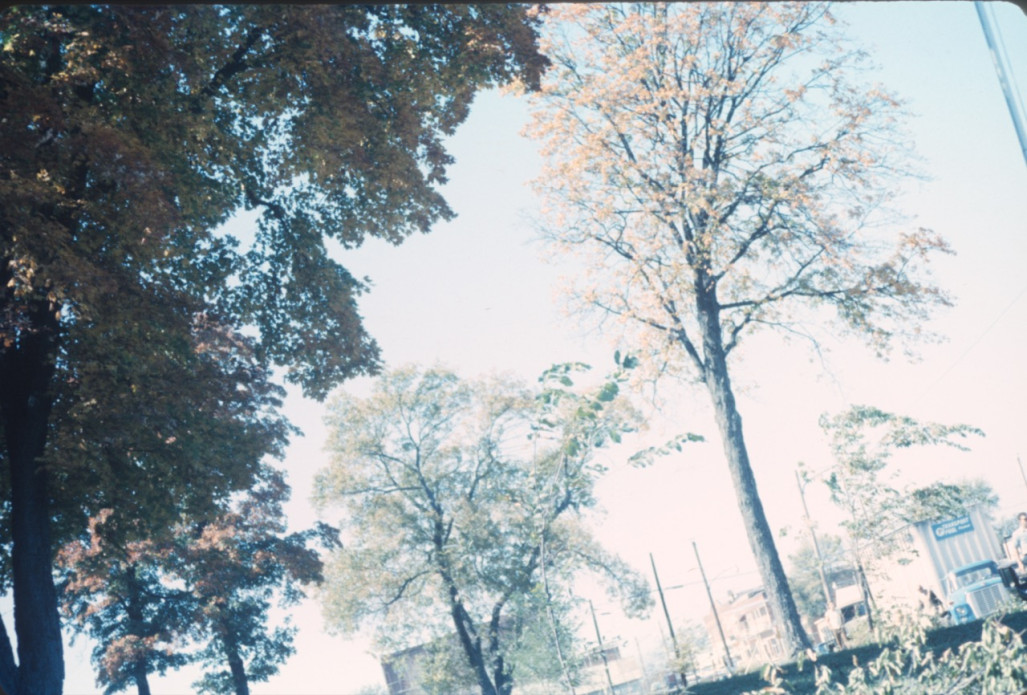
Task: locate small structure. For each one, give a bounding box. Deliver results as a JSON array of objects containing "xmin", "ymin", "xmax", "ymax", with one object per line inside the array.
[
  {"xmin": 381, "ymin": 639, "xmax": 477, "ymax": 695},
  {"xmin": 702, "ymin": 588, "xmax": 786, "ymax": 672}
]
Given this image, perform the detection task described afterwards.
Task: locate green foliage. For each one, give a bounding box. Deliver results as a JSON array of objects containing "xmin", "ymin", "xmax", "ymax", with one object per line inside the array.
[
  {"xmin": 57, "ymin": 466, "xmax": 335, "ymax": 695},
  {"xmin": 315, "ymin": 364, "xmax": 655, "ymax": 695},
  {"xmin": 753, "ymin": 611, "xmax": 1027, "ymax": 694},
  {"xmin": 57, "ymin": 513, "xmax": 193, "ymax": 695},
  {"xmin": 817, "ymin": 406, "xmax": 989, "ymax": 559},
  {"xmin": 1, "ymin": 1, "xmax": 549, "ymax": 535},
  {"xmin": 178, "ymin": 468, "xmax": 336, "ymax": 695},
  {"xmin": 355, "ymin": 687, "xmax": 388, "ymax": 695}
]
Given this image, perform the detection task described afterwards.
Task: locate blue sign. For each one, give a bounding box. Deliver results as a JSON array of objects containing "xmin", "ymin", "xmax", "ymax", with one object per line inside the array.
[{"xmin": 932, "ymin": 515, "xmax": 974, "ymax": 540}]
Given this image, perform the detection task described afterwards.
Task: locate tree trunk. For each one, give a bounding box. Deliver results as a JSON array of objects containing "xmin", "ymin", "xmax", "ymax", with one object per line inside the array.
[
  {"xmin": 434, "ymin": 517, "xmax": 498, "ymax": 695},
  {"xmin": 125, "ymin": 570, "xmax": 152, "ymax": 695},
  {"xmin": 132, "ymin": 661, "xmax": 152, "ymax": 695},
  {"xmin": 493, "ymin": 659, "xmax": 513, "ymax": 695},
  {"xmin": 694, "ymin": 286, "xmax": 811, "ymax": 654},
  {"xmin": 0, "ymin": 303, "xmax": 64, "ymax": 695},
  {"xmin": 223, "ymin": 634, "xmax": 250, "ymax": 695},
  {"xmin": 487, "ymin": 616, "xmax": 512, "ymax": 695},
  {"xmin": 0, "ymin": 614, "xmax": 18, "ymax": 695},
  {"xmin": 446, "ymin": 588, "xmax": 497, "ymax": 695}
]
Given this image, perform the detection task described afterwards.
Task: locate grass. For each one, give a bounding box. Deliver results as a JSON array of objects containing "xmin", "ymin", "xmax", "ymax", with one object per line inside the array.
[{"xmin": 683, "ymin": 609, "xmax": 1027, "ymax": 695}]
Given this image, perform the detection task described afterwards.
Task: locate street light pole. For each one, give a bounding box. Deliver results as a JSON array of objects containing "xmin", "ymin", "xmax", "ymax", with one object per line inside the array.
[
  {"xmin": 650, "ymin": 553, "xmax": 688, "ymax": 691},
  {"xmin": 796, "ymin": 468, "xmax": 833, "ymax": 610},
  {"xmin": 692, "ymin": 540, "xmax": 734, "ymax": 673}
]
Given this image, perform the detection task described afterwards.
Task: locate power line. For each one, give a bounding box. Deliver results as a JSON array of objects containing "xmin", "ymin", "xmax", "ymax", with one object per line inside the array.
[{"xmin": 910, "ymin": 279, "xmax": 1027, "ymax": 407}]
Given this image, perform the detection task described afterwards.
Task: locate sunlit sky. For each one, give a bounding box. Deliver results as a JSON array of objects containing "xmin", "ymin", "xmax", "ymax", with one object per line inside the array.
[{"xmin": 51, "ymin": 3, "xmax": 1027, "ymax": 693}]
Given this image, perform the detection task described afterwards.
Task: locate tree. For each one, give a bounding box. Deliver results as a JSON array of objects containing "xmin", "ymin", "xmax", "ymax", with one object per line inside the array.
[
  {"xmin": 57, "ymin": 512, "xmax": 193, "ymax": 695},
  {"xmin": 58, "ymin": 466, "xmax": 334, "ymax": 695},
  {"xmin": 522, "ymin": 2, "xmax": 953, "ymax": 653},
  {"xmin": 786, "ymin": 533, "xmax": 850, "ymax": 623},
  {"xmin": 178, "ymin": 468, "xmax": 335, "ymax": 695},
  {"xmin": 0, "ymin": 6, "xmax": 547, "ymax": 694},
  {"xmin": 314, "ymin": 364, "xmax": 656, "ymax": 695},
  {"xmin": 818, "ymin": 405, "xmax": 989, "ymax": 560}
]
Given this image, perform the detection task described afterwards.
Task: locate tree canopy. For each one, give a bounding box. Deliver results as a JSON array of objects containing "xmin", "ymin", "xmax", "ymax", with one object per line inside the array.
[
  {"xmin": 314, "ymin": 364, "xmax": 656, "ymax": 695},
  {"xmin": 522, "ymin": 2, "xmax": 953, "ymax": 653},
  {"xmin": 0, "ymin": 6, "xmax": 547, "ymax": 694}
]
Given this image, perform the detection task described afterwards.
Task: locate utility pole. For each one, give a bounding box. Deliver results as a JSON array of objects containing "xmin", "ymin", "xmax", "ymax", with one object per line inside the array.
[
  {"xmin": 692, "ymin": 540, "xmax": 734, "ymax": 673},
  {"xmin": 1017, "ymin": 454, "xmax": 1027, "ymax": 494},
  {"xmin": 589, "ymin": 600, "xmax": 616, "ymax": 695},
  {"xmin": 975, "ymin": 1, "xmax": 1027, "ymax": 169},
  {"xmin": 795, "ymin": 468, "xmax": 833, "ymax": 610},
  {"xmin": 650, "ymin": 553, "xmax": 688, "ymax": 691}
]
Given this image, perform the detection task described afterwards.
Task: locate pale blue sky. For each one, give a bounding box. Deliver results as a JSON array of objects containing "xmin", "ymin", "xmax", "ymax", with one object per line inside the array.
[{"xmin": 55, "ymin": 3, "xmax": 1027, "ymax": 693}]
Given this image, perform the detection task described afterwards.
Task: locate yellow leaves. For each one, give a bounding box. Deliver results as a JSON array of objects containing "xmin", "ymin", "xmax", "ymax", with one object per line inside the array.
[
  {"xmin": 527, "ymin": 0, "xmax": 943, "ymax": 367},
  {"xmin": 773, "ymin": 32, "xmax": 800, "ymax": 50},
  {"xmin": 784, "ymin": 85, "xmax": 807, "ymax": 103}
]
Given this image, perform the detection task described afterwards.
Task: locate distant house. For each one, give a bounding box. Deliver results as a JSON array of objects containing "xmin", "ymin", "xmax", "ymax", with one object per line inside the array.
[
  {"xmin": 381, "ymin": 638, "xmax": 477, "ymax": 695},
  {"xmin": 573, "ymin": 645, "xmax": 645, "ymax": 695},
  {"xmin": 703, "ymin": 587, "xmax": 786, "ymax": 671}
]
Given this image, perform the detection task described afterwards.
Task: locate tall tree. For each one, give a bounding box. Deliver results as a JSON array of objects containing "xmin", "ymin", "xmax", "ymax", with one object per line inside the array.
[
  {"xmin": 314, "ymin": 364, "xmax": 656, "ymax": 695},
  {"xmin": 523, "ymin": 2, "xmax": 952, "ymax": 652},
  {"xmin": 0, "ymin": 6, "xmax": 546, "ymax": 694}
]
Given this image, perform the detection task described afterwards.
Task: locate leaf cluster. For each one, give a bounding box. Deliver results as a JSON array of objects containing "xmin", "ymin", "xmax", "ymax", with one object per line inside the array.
[
  {"xmin": 816, "ymin": 613, "xmax": 1027, "ymax": 694},
  {"xmin": 753, "ymin": 610, "xmax": 1027, "ymax": 695},
  {"xmin": 57, "ymin": 466, "xmax": 335, "ymax": 694},
  {"xmin": 0, "ymin": 1, "xmax": 549, "ymax": 593}
]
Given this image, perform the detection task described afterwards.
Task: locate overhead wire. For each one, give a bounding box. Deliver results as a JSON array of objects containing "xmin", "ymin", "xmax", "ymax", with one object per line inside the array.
[
  {"xmin": 907, "ymin": 3, "xmax": 1027, "ymax": 407},
  {"xmin": 910, "ymin": 281, "xmax": 1027, "ymax": 408}
]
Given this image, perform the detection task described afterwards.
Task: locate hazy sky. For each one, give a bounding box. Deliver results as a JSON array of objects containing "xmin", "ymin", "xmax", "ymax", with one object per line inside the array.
[{"xmin": 52, "ymin": 3, "xmax": 1027, "ymax": 693}]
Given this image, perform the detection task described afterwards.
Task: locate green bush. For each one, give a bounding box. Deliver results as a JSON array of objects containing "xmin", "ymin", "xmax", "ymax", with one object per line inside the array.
[{"xmin": 686, "ymin": 609, "xmax": 1027, "ymax": 695}]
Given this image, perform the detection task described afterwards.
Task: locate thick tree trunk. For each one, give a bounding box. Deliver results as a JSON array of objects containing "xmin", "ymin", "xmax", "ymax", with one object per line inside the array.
[
  {"xmin": 492, "ymin": 658, "xmax": 513, "ymax": 695},
  {"xmin": 125, "ymin": 571, "xmax": 152, "ymax": 695},
  {"xmin": 0, "ymin": 303, "xmax": 64, "ymax": 695},
  {"xmin": 223, "ymin": 635, "xmax": 250, "ymax": 695},
  {"xmin": 0, "ymin": 614, "xmax": 17, "ymax": 695},
  {"xmin": 694, "ymin": 286, "xmax": 811, "ymax": 654},
  {"xmin": 433, "ymin": 515, "xmax": 498, "ymax": 695},
  {"xmin": 487, "ymin": 614, "xmax": 512, "ymax": 695},
  {"xmin": 132, "ymin": 661, "xmax": 152, "ymax": 695},
  {"xmin": 446, "ymin": 588, "xmax": 497, "ymax": 695}
]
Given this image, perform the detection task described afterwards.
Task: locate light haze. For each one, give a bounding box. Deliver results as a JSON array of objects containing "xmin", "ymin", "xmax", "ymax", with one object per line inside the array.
[{"xmin": 51, "ymin": 3, "xmax": 1027, "ymax": 693}]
